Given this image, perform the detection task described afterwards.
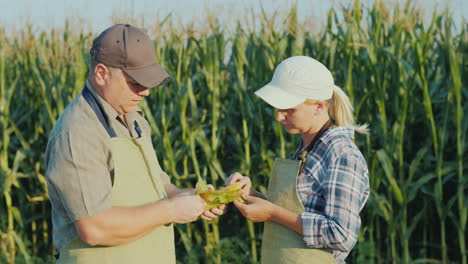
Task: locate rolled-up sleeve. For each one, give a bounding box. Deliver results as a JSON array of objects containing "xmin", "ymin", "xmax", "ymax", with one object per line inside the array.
[
  {"xmin": 46, "ymin": 129, "xmax": 112, "ymax": 222},
  {"xmin": 301, "ymin": 151, "xmax": 369, "ymax": 252}
]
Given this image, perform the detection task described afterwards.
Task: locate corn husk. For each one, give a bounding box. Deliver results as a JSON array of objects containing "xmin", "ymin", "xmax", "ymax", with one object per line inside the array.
[{"xmin": 196, "ymin": 176, "xmax": 245, "ymax": 210}]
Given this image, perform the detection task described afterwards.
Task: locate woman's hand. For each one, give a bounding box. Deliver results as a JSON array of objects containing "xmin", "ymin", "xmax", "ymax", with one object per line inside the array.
[
  {"xmin": 232, "ymin": 195, "xmax": 275, "ymax": 222},
  {"xmin": 225, "ymin": 172, "xmax": 254, "ymax": 196}
]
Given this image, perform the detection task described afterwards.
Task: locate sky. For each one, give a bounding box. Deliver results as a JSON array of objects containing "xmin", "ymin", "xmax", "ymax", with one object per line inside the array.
[{"xmin": 0, "ymin": 0, "xmax": 466, "ymax": 34}]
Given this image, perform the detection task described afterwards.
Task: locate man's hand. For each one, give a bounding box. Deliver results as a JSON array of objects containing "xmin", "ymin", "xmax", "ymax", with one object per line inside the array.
[
  {"xmin": 200, "ymin": 204, "xmax": 227, "ymax": 221},
  {"xmin": 164, "ymin": 183, "xmax": 196, "ymax": 198},
  {"xmin": 199, "ymin": 184, "xmax": 228, "ymax": 221},
  {"xmin": 168, "ymin": 195, "xmax": 206, "ymax": 223},
  {"xmin": 174, "ymin": 188, "xmax": 196, "ymax": 197},
  {"xmin": 232, "ymin": 195, "xmax": 274, "ymax": 222}
]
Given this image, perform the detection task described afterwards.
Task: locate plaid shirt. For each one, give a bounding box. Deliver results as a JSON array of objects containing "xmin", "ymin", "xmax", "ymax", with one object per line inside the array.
[{"xmin": 292, "ymin": 126, "xmax": 370, "ymax": 264}]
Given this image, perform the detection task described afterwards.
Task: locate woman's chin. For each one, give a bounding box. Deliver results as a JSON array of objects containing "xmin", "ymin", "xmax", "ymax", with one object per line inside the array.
[{"xmin": 284, "ymin": 127, "xmax": 301, "ymax": 134}]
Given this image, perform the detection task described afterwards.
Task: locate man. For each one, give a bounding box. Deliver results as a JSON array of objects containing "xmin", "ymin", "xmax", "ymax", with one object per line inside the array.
[{"xmin": 45, "ymin": 24, "xmax": 225, "ymax": 263}]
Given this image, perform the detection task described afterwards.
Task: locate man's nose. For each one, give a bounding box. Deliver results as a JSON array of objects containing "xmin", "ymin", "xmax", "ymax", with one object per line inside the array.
[{"xmin": 138, "ymin": 87, "xmax": 150, "ymax": 96}]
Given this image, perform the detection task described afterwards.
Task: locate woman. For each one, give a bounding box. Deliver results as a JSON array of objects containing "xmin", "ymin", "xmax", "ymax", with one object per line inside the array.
[{"xmin": 226, "ymin": 56, "xmax": 370, "ymax": 264}]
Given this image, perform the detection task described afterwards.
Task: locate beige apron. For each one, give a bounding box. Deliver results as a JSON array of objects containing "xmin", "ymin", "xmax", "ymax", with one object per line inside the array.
[
  {"xmin": 261, "ymin": 158, "xmax": 336, "ymax": 264},
  {"xmin": 57, "ymin": 87, "xmax": 175, "ymax": 264}
]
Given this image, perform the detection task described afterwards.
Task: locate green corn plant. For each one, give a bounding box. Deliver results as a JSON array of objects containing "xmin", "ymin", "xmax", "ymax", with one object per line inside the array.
[{"xmin": 444, "ymin": 15, "xmax": 466, "ymax": 264}]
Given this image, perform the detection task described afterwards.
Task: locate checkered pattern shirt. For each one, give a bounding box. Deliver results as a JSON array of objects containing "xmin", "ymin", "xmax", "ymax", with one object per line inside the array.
[{"xmin": 292, "ymin": 126, "xmax": 370, "ymax": 264}]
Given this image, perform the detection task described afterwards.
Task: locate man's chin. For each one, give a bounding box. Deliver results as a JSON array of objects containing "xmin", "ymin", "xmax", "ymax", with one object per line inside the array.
[{"xmin": 123, "ymin": 106, "xmax": 138, "ymax": 113}]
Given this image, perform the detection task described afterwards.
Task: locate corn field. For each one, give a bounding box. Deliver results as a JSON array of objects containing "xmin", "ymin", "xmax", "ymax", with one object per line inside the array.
[{"xmin": 0, "ymin": 1, "xmax": 466, "ymax": 263}]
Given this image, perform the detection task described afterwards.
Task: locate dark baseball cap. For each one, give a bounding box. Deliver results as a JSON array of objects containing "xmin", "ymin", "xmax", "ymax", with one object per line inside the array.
[{"xmin": 90, "ymin": 24, "xmax": 172, "ymax": 88}]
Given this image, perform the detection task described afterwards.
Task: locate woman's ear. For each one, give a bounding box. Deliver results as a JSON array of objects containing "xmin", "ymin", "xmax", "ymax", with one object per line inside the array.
[{"xmin": 314, "ymin": 101, "xmax": 327, "ymax": 115}]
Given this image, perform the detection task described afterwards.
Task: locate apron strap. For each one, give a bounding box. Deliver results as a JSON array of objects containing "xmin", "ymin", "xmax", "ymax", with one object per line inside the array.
[{"xmin": 82, "ymin": 85, "xmax": 117, "ymax": 138}]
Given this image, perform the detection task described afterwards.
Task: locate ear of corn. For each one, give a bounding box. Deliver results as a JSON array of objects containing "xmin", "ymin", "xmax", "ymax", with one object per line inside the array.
[{"xmin": 196, "ymin": 176, "xmax": 244, "ymax": 210}]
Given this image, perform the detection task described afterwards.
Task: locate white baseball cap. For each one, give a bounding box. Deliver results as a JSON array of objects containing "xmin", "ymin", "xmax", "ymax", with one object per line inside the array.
[{"xmin": 255, "ymin": 56, "xmax": 334, "ymax": 109}]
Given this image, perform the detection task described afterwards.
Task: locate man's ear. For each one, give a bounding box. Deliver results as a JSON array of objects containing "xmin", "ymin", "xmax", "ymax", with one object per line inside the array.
[{"xmin": 93, "ymin": 63, "xmax": 109, "ymax": 86}]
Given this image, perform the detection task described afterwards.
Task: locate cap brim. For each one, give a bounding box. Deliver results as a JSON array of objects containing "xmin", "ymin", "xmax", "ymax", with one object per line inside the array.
[
  {"xmin": 255, "ymin": 83, "xmax": 305, "ymax": 109},
  {"xmin": 123, "ymin": 63, "xmax": 172, "ymax": 88}
]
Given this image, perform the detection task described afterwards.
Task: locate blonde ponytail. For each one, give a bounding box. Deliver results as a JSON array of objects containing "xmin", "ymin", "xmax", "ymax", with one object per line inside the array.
[{"xmin": 330, "ymin": 85, "xmax": 369, "ymax": 135}]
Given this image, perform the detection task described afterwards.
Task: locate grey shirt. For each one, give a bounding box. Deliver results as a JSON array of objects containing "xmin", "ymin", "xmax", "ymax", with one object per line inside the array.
[{"xmin": 45, "ymin": 81, "xmax": 169, "ymax": 249}]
